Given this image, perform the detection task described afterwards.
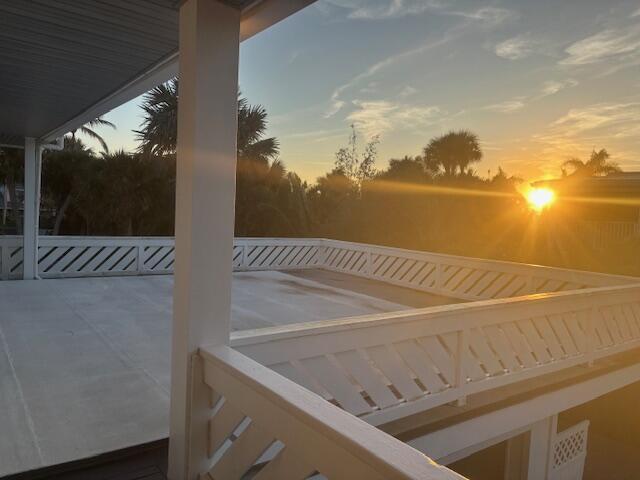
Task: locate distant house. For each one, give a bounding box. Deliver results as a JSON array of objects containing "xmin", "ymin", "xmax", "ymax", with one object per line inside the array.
[{"xmin": 533, "ymin": 172, "xmax": 640, "ymax": 244}]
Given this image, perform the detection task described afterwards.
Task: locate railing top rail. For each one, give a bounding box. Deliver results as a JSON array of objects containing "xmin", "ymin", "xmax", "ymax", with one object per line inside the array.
[
  {"xmin": 231, "ymin": 283, "xmax": 640, "ymax": 348},
  {"xmin": 200, "ymin": 344, "xmax": 463, "ymax": 480}
]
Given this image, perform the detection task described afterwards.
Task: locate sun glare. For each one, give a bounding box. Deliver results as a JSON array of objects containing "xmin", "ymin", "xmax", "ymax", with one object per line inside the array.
[{"xmin": 526, "ymin": 188, "xmax": 556, "ymax": 212}]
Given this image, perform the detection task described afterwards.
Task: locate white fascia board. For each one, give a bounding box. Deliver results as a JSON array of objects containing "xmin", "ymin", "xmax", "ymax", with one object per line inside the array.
[{"xmin": 409, "ymin": 361, "xmax": 640, "ymax": 463}]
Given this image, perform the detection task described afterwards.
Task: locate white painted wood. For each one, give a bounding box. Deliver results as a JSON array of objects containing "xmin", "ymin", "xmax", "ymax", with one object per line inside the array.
[
  {"xmin": 318, "ymin": 239, "xmax": 637, "ymax": 300},
  {"xmin": 504, "ymin": 433, "xmax": 529, "ymax": 480},
  {"xmin": 528, "ymin": 416, "xmax": 554, "ymax": 480},
  {"xmin": 3, "ymin": 236, "xmax": 636, "ymax": 299},
  {"xmin": 408, "ymin": 360, "xmax": 640, "ymax": 465},
  {"xmin": 333, "ymin": 349, "xmax": 399, "ymax": 409},
  {"xmin": 251, "ymin": 445, "xmax": 315, "ymax": 480},
  {"xmin": 22, "ymin": 138, "xmax": 42, "ymax": 280},
  {"xmin": 394, "ymin": 340, "xmax": 447, "ymax": 394},
  {"xmin": 208, "ymin": 399, "xmax": 245, "ymax": 457},
  {"xmin": 300, "ymin": 355, "xmax": 372, "ymax": 415},
  {"xmin": 549, "ymin": 420, "xmax": 589, "ymax": 480},
  {"xmin": 232, "ymin": 284, "xmax": 640, "ymax": 427},
  {"xmin": 365, "ymin": 344, "xmax": 423, "ymax": 401},
  {"xmin": 168, "ymin": 1, "xmax": 241, "ymax": 478},
  {"xmin": 208, "ymin": 421, "xmax": 276, "ymax": 480},
  {"xmin": 200, "ymin": 344, "xmax": 464, "ymax": 480}
]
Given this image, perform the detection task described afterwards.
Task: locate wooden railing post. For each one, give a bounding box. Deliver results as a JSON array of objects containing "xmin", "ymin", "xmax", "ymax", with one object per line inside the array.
[
  {"xmin": 320, "ymin": 240, "xmax": 330, "ymax": 269},
  {"xmin": 0, "ymin": 244, "xmax": 8, "ymax": 280},
  {"xmin": 242, "ymin": 243, "xmax": 249, "ymax": 270},
  {"xmin": 586, "ymin": 307, "xmax": 597, "ymax": 366},
  {"xmin": 136, "ymin": 244, "xmax": 145, "ymax": 274},
  {"xmin": 454, "ymin": 328, "xmax": 468, "ymax": 406}
]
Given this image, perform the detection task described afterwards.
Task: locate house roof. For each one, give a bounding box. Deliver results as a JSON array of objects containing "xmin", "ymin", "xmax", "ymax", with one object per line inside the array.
[
  {"xmin": 0, "ymin": 0, "xmax": 314, "ymax": 147},
  {"xmin": 533, "ymin": 172, "xmax": 640, "ymax": 198}
]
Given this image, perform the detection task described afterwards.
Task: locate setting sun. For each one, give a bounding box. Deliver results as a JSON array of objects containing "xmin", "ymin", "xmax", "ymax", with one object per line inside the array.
[{"xmin": 526, "ymin": 187, "xmax": 556, "ymax": 212}]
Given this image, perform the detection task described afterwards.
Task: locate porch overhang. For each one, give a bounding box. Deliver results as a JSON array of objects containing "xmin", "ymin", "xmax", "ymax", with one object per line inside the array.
[{"xmin": 0, "ymin": 0, "xmax": 315, "ymax": 145}]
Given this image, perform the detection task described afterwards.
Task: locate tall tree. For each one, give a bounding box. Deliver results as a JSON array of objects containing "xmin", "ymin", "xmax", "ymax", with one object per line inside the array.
[
  {"xmin": 135, "ymin": 78, "xmax": 279, "ymax": 163},
  {"xmin": 0, "ymin": 148, "xmax": 23, "ymax": 232},
  {"xmin": 136, "ymin": 79, "xmax": 178, "ymax": 156},
  {"xmin": 334, "ymin": 125, "xmax": 378, "ymax": 192},
  {"xmin": 375, "ymin": 156, "xmax": 431, "ymax": 183},
  {"xmin": 71, "ymin": 117, "xmax": 116, "ymax": 153},
  {"xmin": 561, "ymin": 149, "xmax": 621, "ymax": 177},
  {"xmin": 423, "ymin": 130, "xmax": 482, "ymax": 176},
  {"xmin": 42, "ymin": 137, "xmax": 95, "ymax": 234}
]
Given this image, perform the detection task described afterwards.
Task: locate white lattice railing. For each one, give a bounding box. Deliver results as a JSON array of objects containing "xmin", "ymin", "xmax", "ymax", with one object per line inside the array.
[
  {"xmin": 550, "ymin": 420, "xmax": 589, "ymax": 480},
  {"xmin": 231, "ymin": 284, "xmax": 640, "ymax": 426},
  {"xmin": 319, "ymin": 239, "xmax": 636, "ymax": 300},
  {"xmin": 0, "ymin": 236, "xmax": 321, "ymax": 280},
  {"xmin": 0, "ymin": 235, "xmax": 22, "ymax": 280},
  {"xmin": 198, "ymin": 344, "xmax": 464, "ymax": 480},
  {"xmin": 1, "ymin": 237, "xmax": 635, "ymax": 300},
  {"xmin": 578, "ymin": 220, "xmax": 640, "ymax": 250}
]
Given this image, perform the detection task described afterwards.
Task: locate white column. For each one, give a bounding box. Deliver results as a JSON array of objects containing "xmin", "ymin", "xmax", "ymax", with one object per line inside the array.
[
  {"xmin": 504, "ymin": 433, "xmax": 529, "ymax": 480},
  {"xmin": 168, "ymin": 1, "xmax": 240, "ymax": 479},
  {"xmin": 527, "ymin": 415, "xmax": 556, "ymax": 480},
  {"xmin": 23, "ymin": 137, "xmax": 42, "ymax": 280}
]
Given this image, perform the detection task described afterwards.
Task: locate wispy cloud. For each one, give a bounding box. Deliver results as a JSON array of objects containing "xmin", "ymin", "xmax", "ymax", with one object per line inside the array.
[
  {"xmin": 319, "ymin": 0, "xmax": 448, "ymax": 20},
  {"xmin": 398, "ymin": 85, "xmax": 418, "ymax": 97},
  {"xmin": 539, "ymin": 79, "xmax": 579, "ymax": 97},
  {"xmin": 549, "ymin": 102, "xmax": 640, "ymax": 137},
  {"xmin": 495, "ymin": 35, "xmax": 534, "ymax": 60},
  {"xmin": 288, "ymin": 50, "xmax": 302, "ymax": 65},
  {"xmin": 532, "ymin": 102, "xmax": 640, "ymax": 163},
  {"xmin": 483, "ymin": 99, "xmax": 526, "ymax": 113},
  {"xmin": 320, "ymin": 0, "xmax": 515, "ymax": 25},
  {"xmin": 347, "ymin": 100, "xmax": 442, "ymax": 138},
  {"xmin": 324, "ymin": 32, "xmax": 455, "ymax": 117},
  {"xmin": 324, "ymin": 4, "xmax": 516, "ymax": 117},
  {"xmin": 450, "ymin": 6, "xmax": 516, "ymax": 26},
  {"xmin": 560, "ymin": 26, "xmax": 640, "ymax": 66}
]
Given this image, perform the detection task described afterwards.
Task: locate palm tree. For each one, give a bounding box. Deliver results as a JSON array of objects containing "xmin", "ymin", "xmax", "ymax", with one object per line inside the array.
[
  {"xmin": 237, "ymin": 96, "xmax": 279, "ymax": 164},
  {"xmin": 135, "ymin": 79, "xmax": 178, "ymax": 156},
  {"xmin": 561, "ymin": 149, "xmax": 621, "ymax": 177},
  {"xmin": 423, "ymin": 130, "xmax": 482, "ymax": 176},
  {"xmin": 136, "ymin": 78, "xmax": 279, "ymax": 163},
  {"xmin": 71, "ymin": 117, "xmax": 116, "ymax": 153}
]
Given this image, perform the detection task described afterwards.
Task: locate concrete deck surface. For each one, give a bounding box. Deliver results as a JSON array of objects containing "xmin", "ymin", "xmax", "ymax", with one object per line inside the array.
[{"xmin": 0, "ymin": 270, "xmax": 422, "ymax": 476}]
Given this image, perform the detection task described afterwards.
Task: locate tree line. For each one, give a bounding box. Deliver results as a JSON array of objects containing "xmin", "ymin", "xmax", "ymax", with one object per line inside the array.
[{"xmin": 0, "ymin": 80, "xmax": 636, "ymax": 276}]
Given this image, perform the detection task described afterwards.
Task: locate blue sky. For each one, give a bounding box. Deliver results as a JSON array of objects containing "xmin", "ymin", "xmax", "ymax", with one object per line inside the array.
[{"xmin": 87, "ymin": 0, "xmax": 640, "ymax": 182}]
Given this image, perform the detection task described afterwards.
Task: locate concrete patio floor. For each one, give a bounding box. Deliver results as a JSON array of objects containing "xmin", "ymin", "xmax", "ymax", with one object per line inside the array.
[{"xmin": 0, "ymin": 270, "xmax": 454, "ymax": 476}]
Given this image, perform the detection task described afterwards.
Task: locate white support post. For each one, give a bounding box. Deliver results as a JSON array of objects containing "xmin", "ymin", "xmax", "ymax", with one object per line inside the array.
[
  {"xmin": 586, "ymin": 307, "xmax": 596, "ymax": 367},
  {"xmin": 527, "ymin": 415, "xmax": 556, "ymax": 480},
  {"xmin": 168, "ymin": 1, "xmax": 240, "ymax": 479},
  {"xmin": 23, "ymin": 137, "xmax": 42, "ymax": 280},
  {"xmin": 242, "ymin": 243, "xmax": 249, "ymax": 270},
  {"xmin": 504, "ymin": 433, "xmax": 529, "ymax": 480},
  {"xmin": 136, "ymin": 244, "xmax": 145, "ymax": 274}
]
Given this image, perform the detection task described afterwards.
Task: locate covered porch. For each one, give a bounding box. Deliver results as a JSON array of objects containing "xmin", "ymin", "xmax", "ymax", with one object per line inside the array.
[
  {"xmin": 3, "ymin": 1, "xmax": 640, "ymax": 479},
  {"xmin": 0, "ymin": 265, "xmax": 456, "ymax": 477}
]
